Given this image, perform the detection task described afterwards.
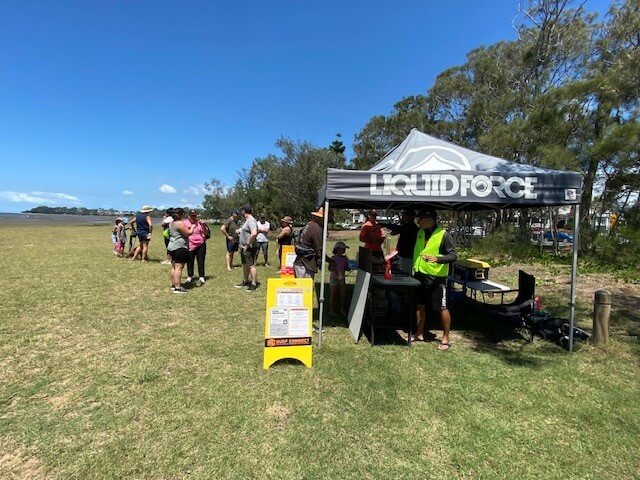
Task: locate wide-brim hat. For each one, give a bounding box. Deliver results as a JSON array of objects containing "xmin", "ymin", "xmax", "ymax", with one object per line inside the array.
[
  {"xmin": 311, "ymin": 207, "xmax": 325, "ymax": 218},
  {"xmin": 140, "ymin": 205, "xmax": 153, "ymax": 213},
  {"xmin": 281, "ymin": 215, "xmax": 293, "ymax": 224}
]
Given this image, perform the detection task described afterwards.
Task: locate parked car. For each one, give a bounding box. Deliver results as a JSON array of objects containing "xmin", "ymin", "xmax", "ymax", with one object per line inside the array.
[{"xmin": 543, "ymin": 231, "xmax": 573, "ymax": 243}]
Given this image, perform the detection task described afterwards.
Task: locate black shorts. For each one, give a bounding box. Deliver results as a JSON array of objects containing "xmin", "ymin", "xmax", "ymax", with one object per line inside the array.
[
  {"xmin": 257, "ymin": 241, "xmax": 269, "ymax": 254},
  {"xmin": 414, "ymin": 274, "xmax": 447, "ymax": 310},
  {"xmin": 169, "ymin": 247, "xmax": 189, "ymax": 264},
  {"xmin": 241, "ymin": 246, "xmax": 258, "ymax": 266},
  {"xmin": 226, "ymin": 239, "xmax": 239, "ymax": 253}
]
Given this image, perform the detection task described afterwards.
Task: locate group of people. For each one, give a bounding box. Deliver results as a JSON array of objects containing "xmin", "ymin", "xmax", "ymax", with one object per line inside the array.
[
  {"xmin": 110, "ymin": 205, "xmax": 210, "ymax": 294},
  {"xmin": 290, "ymin": 206, "xmax": 455, "ymax": 351},
  {"xmin": 111, "ymin": 203, "xmax": 456, "ymax": 348},
  {"xmin": 222, "ymin": 204, "xmax": 295, "ymax": 292},
  {"xmin": 359, "ymin": 208, "xmax": 456, "ymax": 350}
]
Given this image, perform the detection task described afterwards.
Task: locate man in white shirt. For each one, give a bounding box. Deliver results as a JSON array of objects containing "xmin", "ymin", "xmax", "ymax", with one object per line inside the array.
[{"xmin": 256, "ymin": 214, "xmax": 271, "ymax": 267}]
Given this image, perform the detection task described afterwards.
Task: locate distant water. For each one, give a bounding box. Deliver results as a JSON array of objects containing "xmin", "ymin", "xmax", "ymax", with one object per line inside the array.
[{"xmin": 0, "ymin": 212, "xmax": 159, "ymax": 226}]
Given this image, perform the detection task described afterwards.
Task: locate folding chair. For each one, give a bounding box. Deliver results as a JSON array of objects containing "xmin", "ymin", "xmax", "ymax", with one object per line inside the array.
[{"xmin": 485, "ymin": 270, "xmax": 536, "ymax": 341}]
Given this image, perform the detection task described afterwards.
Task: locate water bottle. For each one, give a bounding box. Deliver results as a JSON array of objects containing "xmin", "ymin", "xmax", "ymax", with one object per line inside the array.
[{"xmin": 384, "ymin": 259, "xmax": 392, "ymax": 280}]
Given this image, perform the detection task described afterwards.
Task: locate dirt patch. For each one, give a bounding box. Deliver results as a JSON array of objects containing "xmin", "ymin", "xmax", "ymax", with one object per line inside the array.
[
  {"xmin": 0, "ymin": 439, "xmax": 47, "ymax": 479},
  {"xmin": 266, "ymin": 403, "xmax": 291, "ymax": 431}
]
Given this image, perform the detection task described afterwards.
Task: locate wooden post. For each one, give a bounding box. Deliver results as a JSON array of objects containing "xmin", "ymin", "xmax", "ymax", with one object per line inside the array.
[{"xmin": 593, "ymin": 290, "xmax": 611, "ymax": 346}]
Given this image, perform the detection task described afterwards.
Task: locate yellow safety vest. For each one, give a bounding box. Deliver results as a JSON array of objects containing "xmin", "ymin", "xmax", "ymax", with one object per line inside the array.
[{"xmin": 413, "ymin": 227, "xmax": 448, "ymax": 277}]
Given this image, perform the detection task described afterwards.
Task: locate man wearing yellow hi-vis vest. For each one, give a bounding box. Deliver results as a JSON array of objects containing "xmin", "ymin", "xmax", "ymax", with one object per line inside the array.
[{"xmin": 413, "ymin": 209, "xmax": 457, "ymax": 350}]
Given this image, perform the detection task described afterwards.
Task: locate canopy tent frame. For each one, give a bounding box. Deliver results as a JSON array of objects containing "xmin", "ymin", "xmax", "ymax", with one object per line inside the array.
[{"xmin": 316, "ymin": 129, "xmax": 583, "ymax": 351}]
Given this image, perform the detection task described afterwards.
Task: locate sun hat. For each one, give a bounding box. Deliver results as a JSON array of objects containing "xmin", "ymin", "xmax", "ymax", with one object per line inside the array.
[
  {"xmin": 311, "ymin": 207, "xmax": 324, "ymax": 218},
  {"xmin": 281, "ymin": 215, "xmax": 293, "ymax": 224},
  {"xmin": 140, "ymin": 205, "xmax": 153, "ymax": 213},
  {"xmin": 334, "ymin": 241, "xmax": 349, "ymax": 250}
]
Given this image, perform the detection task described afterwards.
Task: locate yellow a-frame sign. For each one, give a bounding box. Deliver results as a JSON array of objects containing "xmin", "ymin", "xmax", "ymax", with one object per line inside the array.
[{"xmin": 263, "ymin": 277, "xmax": 313, "ymax": 369}]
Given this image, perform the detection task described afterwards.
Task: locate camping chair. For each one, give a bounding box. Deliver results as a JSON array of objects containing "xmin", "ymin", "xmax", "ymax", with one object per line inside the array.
[{"xmin": 485, "ymin": 270, "xmax": 536, "ymax": 342}]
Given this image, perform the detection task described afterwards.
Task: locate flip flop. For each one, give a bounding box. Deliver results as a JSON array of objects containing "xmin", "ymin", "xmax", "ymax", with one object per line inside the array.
[{"xmin": 437, "ymin": 342, "xmax": 451, "ymax": 351}]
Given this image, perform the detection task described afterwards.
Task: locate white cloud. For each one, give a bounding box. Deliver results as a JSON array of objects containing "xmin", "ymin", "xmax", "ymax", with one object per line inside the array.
[
  {"xmin": 159, "ymin": 184, "xmax": 177, "ymax": 194},
  {"xmin": 180, "ymin": 198, "xmax": 188, "ymax": 203},
  {"xmin": 50, "ymin": 192, "xmax": 79, "ymax": 201},
  {"xmin": 122, "ymin": 190, "xmax": 134, "ymax": 196},
  {"xmin": 183, "ymin": 184, "xmax": 207, "ymax": 195},
  {"xmin": 0, "ymin": 190, "xmax": 79, "ymax": 204},
  {"xmin": 0, "ymin": 191, "xmax": 53, "ymax": 204}
]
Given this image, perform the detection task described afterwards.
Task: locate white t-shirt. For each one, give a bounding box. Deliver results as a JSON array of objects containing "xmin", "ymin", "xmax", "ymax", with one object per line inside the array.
[{"xmin": 256, "ymin": 221, "xmax": 270, "ymax": 243}]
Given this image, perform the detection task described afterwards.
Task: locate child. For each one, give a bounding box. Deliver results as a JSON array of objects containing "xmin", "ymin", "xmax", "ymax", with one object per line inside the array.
[
  {"xmin": 117, "ymin": 219, "xmax": 128, "ymax": 256},
  {"xmin": 329, "ymin": 241, "xmax": 351, "ymax": 316},
  {"xmin": 111, "ymin": 218, "xmax": 122, "ymax": 256}
]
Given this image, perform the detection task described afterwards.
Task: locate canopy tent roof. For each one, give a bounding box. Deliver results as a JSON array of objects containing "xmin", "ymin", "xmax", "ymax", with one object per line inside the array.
[{"xmin": 320, "ymin": 129, "xmax": 583, "ymax": 210}]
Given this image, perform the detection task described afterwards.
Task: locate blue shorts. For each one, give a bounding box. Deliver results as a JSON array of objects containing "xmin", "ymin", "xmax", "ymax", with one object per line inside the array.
[{"xmin": 226, "ymin": 239, "xmax": 239, "ymax": 253}]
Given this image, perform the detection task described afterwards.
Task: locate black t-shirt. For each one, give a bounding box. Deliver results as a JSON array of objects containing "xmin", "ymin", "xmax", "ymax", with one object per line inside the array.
[
  {"xmin": 388, "ymin": 222, "xmax": 420, "ymax": 258},
  {"xmin": 223, "ymin": 217, "xmax": 239, "ymax": 241}
]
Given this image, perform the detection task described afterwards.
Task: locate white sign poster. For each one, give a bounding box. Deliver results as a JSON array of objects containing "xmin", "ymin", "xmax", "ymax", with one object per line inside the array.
[{"xmin": 276, "ymin": 288, "xmax": 304, "ymax": 308}]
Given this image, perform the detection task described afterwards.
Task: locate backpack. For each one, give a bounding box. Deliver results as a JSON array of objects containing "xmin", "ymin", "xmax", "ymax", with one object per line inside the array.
[{"xmin": 293, "ymin": 225, "xmax": 317, "ymax": 259}]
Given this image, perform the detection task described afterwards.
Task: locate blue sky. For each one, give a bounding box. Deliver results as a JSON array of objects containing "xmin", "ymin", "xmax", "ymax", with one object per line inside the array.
[{"xmin": 0, "ymin": 0, "xmax": 611, "ymax": 213}]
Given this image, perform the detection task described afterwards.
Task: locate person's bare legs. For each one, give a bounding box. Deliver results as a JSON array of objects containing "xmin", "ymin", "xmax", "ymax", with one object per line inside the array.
[
  {"xmin": 249, "ymin": 265, "xmax": 257, "ymax": 286},
  {"xmin": 438, "ymin": 308, "xmax": 452, "ymax": 350},
  {"xmin": 171, "ymin": 262, "xmax": 184, "ymax": 289},
  {"xmin": 415, "ymin": 304, "xmax": 426, "ymax": 341},
  {"xmin": 226, "ymin": 251, "xmax": 234, "ymax": 271},
  {"xmin": 130, "ymin": 245, "xmax": 141, "ymax": 260},
  {"xmin": 141, "ymin": 241, "xmax": 149, "ymax": 262}
]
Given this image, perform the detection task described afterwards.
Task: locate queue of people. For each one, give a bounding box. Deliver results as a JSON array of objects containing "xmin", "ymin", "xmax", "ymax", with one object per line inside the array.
[{"xmin": 110, "ymin": 203, "xmax": 456, "ymax": 349}]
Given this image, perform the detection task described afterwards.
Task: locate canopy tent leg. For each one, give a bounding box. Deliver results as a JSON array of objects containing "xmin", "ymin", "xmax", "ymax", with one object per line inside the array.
[
  {"xmin": 318, "ymin": 199, "xmax": 330, "ymax": 348},
  {"xmin": 568, "ymin": 204, "xmax": 580, "ymax": 352}
]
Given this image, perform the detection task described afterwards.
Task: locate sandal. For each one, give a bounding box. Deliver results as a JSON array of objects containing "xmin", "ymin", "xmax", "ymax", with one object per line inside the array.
[{"xmin": 437, "ymin": 342, "xmax": 451, "ymax": 351}]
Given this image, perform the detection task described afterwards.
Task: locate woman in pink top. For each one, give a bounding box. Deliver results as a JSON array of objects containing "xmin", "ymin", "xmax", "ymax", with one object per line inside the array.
[{"xmin": 184, "ymin": 210, "xmax": 210, "ymax": 287}]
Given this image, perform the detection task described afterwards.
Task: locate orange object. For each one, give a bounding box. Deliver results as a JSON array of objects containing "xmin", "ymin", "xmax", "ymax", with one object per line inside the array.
[{"xmin": 384, "ymin": 259, "xmax": 392, "ymax": 280}]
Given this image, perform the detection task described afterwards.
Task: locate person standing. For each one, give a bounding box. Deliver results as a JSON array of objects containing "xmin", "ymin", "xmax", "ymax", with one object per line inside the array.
[
  {"xmin": 220, "ymin": 210, "xmax": 239, "ymax": 271},
  {"xmin": 293, "ymin": 207, "xmax": 330, "ymax": 280},
  {"xmin": 359, "ymin": 209, "xmax": 386, "ymax": 272},
  {"xmin": 412, "ymin": 209, "xmax": 457, "ymax": 350},
  {"xmin": 184, "ymin": 209, "xmax": 209, "ymax": 287},
  {"xmin": 387, "ymin": 209, "xmax": 419, "ymax": 274},
  {"xmin": 235, "ymin": 204, "xmax": 259, "ymax": 291},
  {"xmin": 167, "ymin": 208, "xmax": 196, "ymax": 293},
  {"xmin": 130, "ymin": 206, "xmax": 154, "ymax": 262},
  {"xmin": 160, "ymin": 209, "xmax": 174, "ymax": 265},
  {"xmin": 276, "ymin": 215, "xmax": 293, "ymax": 268},
  {"xmin": 256, "ymin": 214, "xmax": 271, "ymax": 266}
]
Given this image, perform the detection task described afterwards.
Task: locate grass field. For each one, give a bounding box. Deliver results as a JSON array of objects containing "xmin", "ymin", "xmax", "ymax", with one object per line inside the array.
[{"xmin": 1, "ymin": 225, "xmax": 639, "ymax": 479}]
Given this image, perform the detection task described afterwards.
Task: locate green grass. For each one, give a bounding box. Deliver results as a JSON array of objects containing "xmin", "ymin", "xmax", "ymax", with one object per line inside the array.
[{"xmin": 1, "ymin": 225, "xmax": 639, "ymax": 479}]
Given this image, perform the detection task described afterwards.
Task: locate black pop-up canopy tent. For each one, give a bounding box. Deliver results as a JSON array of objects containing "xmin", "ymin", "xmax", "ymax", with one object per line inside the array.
[{"xmin": 316, "ymin": 129, "xmax": 583, "ymax": 349}]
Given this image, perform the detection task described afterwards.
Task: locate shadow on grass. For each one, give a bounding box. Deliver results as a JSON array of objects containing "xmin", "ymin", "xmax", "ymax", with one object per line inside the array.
[{"xmin": 448, "ymin": 297, "xmax": 570, "ymax": 367}]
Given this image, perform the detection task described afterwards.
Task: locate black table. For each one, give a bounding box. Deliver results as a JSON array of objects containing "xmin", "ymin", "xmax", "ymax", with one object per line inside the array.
[{"xmin": 367, "ymin": 274, "xmax": 421, "ymax": 346}]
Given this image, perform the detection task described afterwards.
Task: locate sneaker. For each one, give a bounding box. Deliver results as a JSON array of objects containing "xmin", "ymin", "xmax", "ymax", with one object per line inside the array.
[
  {"xmin": 264, "ymin": 263, "xmax": 270, "ymax": 267},
  {"xmin": 198, "ymin": 277, "xmax": 206, "ymax": 284},
  {"xmin": 235, "ymin": 281, "xmax": 249, "ymax": 288},
  {"xmin": 161, "ymin": 259, "xmax": 171, "ymax": 265},
  {"xmin": 185, "ymin": 277, "xmax": 192, "ymax": 283},
  {"xmin": 172, "ymin": 287, "xmax": 187, "ymax": 294},
  {"xmin": 245, "ymin": 283, "xmax": 258, "ymax": 292}
]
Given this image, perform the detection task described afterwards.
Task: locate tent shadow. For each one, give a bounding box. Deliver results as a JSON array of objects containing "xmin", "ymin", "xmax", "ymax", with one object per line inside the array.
[{"xmin": 444, "ymin": 297, "xmax": 569, "ymax": 367}]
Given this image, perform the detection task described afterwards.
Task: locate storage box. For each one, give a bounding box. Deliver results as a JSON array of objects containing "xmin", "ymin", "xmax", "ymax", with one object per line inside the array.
[{"xmin": 453, "ymin": 258, "xmax": 490, "ymax": 281}]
